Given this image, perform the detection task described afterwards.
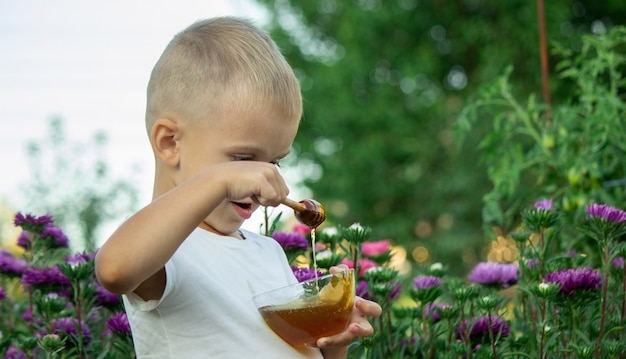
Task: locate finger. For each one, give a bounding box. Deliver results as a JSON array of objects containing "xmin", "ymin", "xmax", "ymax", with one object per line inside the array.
[
  {"xmin": 316, "ymin": 329, "xmax": 355, "ymax": 348},
  {"xmin": 329, "ymin": 264, "xmax": 350, "ymax": 274},
  {"xmin": 355, "ymin": 296, "xmax": 382, "ymax": 317},
  {"xmin": 347, "ymin": 321, "xmax": 373, "ymax": 337}
]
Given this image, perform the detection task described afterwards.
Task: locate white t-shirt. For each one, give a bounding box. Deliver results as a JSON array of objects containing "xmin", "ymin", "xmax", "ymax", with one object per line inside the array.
[{"xmin": 123, "ymin": 228, "xmax": 324, "ymax": 359}]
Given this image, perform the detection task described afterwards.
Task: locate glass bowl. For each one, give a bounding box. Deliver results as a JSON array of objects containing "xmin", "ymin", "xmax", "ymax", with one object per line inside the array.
[{"xmin": 252, "ymin": 269, "xmax": 355, "ymax": 347}]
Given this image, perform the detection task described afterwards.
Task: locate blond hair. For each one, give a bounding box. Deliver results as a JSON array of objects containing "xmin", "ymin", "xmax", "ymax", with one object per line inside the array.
[{"xmin": 145, "ymin": 16, "xmax": 302, "ymax": 134}]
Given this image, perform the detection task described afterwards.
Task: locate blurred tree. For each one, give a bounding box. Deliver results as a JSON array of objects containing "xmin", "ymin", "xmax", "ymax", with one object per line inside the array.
[
  {"xmin": 20, "ymin": 118, "xmax": 139, "ymax": 252},
  {"xmin": 254, "ymin": 0, "xmax": 626, "ymax": 274}
]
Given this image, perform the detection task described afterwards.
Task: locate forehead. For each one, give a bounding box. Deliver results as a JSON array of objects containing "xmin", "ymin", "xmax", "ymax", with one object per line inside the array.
[{"xmin": 203, "ymin": 104, "xmax": 299, "ymax": 156}]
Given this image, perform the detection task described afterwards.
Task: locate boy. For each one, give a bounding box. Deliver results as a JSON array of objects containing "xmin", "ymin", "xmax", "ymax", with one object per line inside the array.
[{"xmin": 95, "ymin": 16, "xmax": 381, "ymax": 359}]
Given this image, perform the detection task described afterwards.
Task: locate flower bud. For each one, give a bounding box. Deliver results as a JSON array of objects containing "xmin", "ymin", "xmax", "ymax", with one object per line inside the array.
[
  {"xmin": 530, "ymin": 282, "xmax": 561, "ymax": 298},
  {"xmin": 341, "ymin": 223, "xmax": 372, "ymax": 245},
  {"xmin": 427, "ymin": 262, "xmax": 446, "ymax": 277},
  {"xmin": 38, "ymin": 334, "xmax": 66, "ymax": 353},
  {"xmin": 477, "ymin": 294, "xmax": 500, "ymax": 311}
]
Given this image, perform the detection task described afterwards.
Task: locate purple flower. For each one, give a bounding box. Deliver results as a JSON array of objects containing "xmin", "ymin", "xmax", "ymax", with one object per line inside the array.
[
  {"xmin": 413, "ymin": 275, "xmax": 442, "ymax": 289},
  {"xmin": 21, "ymin": 307, "xmax": 33, "ymax": 323},
  {"xmin": 21, "ymin": 266, "xmax": 70, "ymax": 288},
  {"xmin": 534, "ymin": 198, "xmax": 553, "ymax": 210},
  {"xmin": 613, "ymin": 257, "xmax": 624, "ymax": 268},
  {"xmin": 564, "ymin": 249, "xmax": 577, "ymax": 258},
  {"xmin": 4, "ymin": 345, "xmax": 27, "ymax": 359},
  {"xmin": 544, "ymin": 267, "xmax": 602, "ymax": 296},
  {"xmin": 13, "ymin": 213, "xmax": 69, "ymax": 249},
  {"xmin": 423, "ymin": 302, "xmax": 451, "ymax": 322},
  {"xmin": 106, "ymin": 312, "xmax": 131, "ymax": 334},
  {"xmin": 66, "ymin": 252, "xmax": 95, "ymax": 266},
  {"xmin": 49, "ymin": 317, "xmax": 91, "ymax": 342},
  {"xmin": 356, "ymin": 280, "xmax": 371, "ymax": 300},
  {"xmin": 456, "ymin": 315, "xmax": 510, "ymax": 344},
  {"xmin": 357, "ymin": 280, "xmax": 401, "ymax": 301},
  {"xmin": 13, "ymin": 212, "xmax": 54, "ymax": 228},
  {"xmin": 527, "ymin": 259, "xmax": 539, "ymax": 269},
  {"xmin": 291, "ymin": 266, "xmax": 323, "ymax": 283},
  {"xmin": 19, "ymin": 307, "xmax": 42, "ymax": 327},
  {"xmin": 95, "ymin": 284, "xmax": 120, "ymax": 306},
  {"xmin": 388, "ymin": 282, "xmax": 403, "ymax": 301},
  {"xmin": 523, "ymin": 200, "xmax": 559, "ymax": 229},
  {"xmin": 399, "ymin": 336, "xmax": 418, "ymax": 350},
  {"xmin": 272, "ymin": 231, "xmax": 309, "ymax": 251},
  {"xmin": 586, "ymin": 204, "xmax": 626, "ymax": 223},
  {"xmin": 0, "ymin": 287, "xmax": 5, "ymax": 300},
  {"xmin": 468, "ymin": 262, "xmax": 518, "ymax": 288},
  {"xmin": 0, "ymin": 249, "xmax": 28, "ymax": 277},
  {"xmin": 16, "ymin": 231, "xmax": 32, "ymax": 249},
  {"xmin": 41, "ymin": 225, "xmax": 69, "ymax": 248}
]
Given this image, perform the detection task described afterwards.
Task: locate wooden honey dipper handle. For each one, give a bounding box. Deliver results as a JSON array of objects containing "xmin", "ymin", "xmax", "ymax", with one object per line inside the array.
[{"xmin": 282, "ymin": 198, "xmax": 307, "ymax": 213}]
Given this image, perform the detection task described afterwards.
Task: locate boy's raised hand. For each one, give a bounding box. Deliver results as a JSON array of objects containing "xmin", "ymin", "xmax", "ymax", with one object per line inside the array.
[{"xmin": 214, "ymin": 161, "xmax": 289, "ymax": 207}]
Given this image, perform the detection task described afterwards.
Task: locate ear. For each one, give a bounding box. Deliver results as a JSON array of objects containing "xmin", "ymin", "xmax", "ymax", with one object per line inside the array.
[{"xmin": 150, "ymin": 118, "xmax": 180, "ymax": 168}]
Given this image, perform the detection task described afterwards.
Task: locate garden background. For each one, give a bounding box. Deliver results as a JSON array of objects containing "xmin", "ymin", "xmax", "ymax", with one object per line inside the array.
[
  {"xmin": 2, "ymin": 0, "xmax": 624, "ymax": 273},
  {"xmin": 1, "ymin": 1, "xmax": 626, "ymax": 358}
]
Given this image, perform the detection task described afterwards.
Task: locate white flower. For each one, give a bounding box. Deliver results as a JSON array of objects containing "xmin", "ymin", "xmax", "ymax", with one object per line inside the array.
[
  {"xmin": 322, "ymin": 226, "xmax": 338, "ymax": 236},
  {"xmin": 430, "ymin": 262, "xmax": 443, "ymax": 271},
  {"xmin": 350, "ymin": 223, "xmax": 363, "ymax": 230},
  {"xmin": 314, "ymin": 249, "xmax": 333, "ymax": 260}
]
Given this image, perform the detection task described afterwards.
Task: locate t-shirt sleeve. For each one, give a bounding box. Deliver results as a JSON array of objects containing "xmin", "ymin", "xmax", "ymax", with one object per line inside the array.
[{"xmin": 122, "ymin": 260, "xmax": 176, "ymax": 311}]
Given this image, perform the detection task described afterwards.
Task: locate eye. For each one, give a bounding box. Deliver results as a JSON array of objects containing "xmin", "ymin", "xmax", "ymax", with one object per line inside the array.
[
  {"xmin": 233, "ymin": 155, "xmax": 253, "ymax": 162},
  {"xmin": 233, "ymin": 154, "xmax": 281, "ymax": 167}
]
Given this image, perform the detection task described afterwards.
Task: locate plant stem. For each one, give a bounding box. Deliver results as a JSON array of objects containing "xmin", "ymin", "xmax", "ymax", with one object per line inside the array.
[
  {"xmin": 460, "ymin": 305, "xmax": 472, "ymax": 358},
  {"xmin": 74, "ymin": 281, "xmax": 84, "ymax": 359},
  {"xmin": 621, "ymin": 263, "xmax": 626, "ymax": 359},
  {"xmin": 263, "ymin": 207, "xmax": 270, "ymax": 237},
  {"xmin": 352, "ymin": 245, "xmax": 360, "ymax": 283},
  {"xmin": 539, "ymin": 228, "xmax": 547, "ymax": 276},
  {"xmin": 536, "ymin": 0, "xmax": 552, "ymax": 111},
  {"xmin": 595, "ymin": 247, "xmax": 610, "ymax": 358},
  {"xmin": 539, "ymin": 299, "xmax": 546, "ymax": 359},
  {"xmin": 487, "ymin": 313, "xmax": 499, "ymax": 359},
  {"xmin": 377, "ymin": 302, "xmax": 388, "ymax": 356}
]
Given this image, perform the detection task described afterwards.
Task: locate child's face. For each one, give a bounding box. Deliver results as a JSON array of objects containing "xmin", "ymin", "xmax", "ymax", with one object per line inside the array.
[{"xmin": 179, "ymin": 103, "xmax": 299, "ymax": 236}]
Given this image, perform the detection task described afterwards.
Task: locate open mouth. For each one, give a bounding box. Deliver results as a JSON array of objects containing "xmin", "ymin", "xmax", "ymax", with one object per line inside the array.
[{"xmin": 233, "ymin": 202, "xmax": 252, "ymax": 210}]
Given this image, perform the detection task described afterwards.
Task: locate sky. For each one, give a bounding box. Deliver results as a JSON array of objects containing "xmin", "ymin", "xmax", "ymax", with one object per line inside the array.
[{"xmin": 0, "ymin": 0, "xmax": 307, "ymax": 243}]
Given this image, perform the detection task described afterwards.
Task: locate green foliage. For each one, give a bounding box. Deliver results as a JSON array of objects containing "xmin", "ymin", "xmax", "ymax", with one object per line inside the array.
[
  {"xmin": 456, "ymin": 26, "xmax": 626, "ymax": 252},
  {"xmin": 255, "ymin": 0, "xmax": 626, "ymax": 274},
  {"xmin": 21, "ymin": 118, "xmax": 139, "ymax": 252}
]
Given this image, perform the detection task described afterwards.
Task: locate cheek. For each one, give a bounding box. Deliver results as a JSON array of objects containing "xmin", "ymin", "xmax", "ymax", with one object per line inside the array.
[{"xmin": 178, "ymin": 147, "xmax": 232, "ymax": 186}]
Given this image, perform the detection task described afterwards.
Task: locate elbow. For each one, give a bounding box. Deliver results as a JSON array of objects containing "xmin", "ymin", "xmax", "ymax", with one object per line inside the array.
[{"xmin": 95, "ymin": 252, "xmax": 135, "ymax": 295}]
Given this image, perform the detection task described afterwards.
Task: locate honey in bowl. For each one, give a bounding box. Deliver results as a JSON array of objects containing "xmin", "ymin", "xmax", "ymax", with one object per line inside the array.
[{"xmin": 253, "ymin": 269, "xmax": 355, "ymax": 347}]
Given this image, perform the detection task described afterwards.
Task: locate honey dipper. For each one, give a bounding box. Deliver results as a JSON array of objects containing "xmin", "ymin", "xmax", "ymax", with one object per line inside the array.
[{"xmin": 282, "ymin": 198, "xmax": 326, "ymax": 228}]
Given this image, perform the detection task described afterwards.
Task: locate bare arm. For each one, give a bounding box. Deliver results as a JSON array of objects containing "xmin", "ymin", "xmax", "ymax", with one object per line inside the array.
[{"xmin": 94, "ymin": 162, "xmax": 288, "ymax": 298}]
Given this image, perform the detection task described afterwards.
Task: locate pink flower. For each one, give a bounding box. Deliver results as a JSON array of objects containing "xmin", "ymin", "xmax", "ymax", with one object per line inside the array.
[
  {"xmin": 341, "ymin": 258, "xmax": 378, "ymax": 277},
  {"xmin": 361, "ymin": 240, "xmax": 390, "ymax": 257},
  {"xmin": 292, "ymin": 224, "xmax": 311, "ymax": 235}
]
